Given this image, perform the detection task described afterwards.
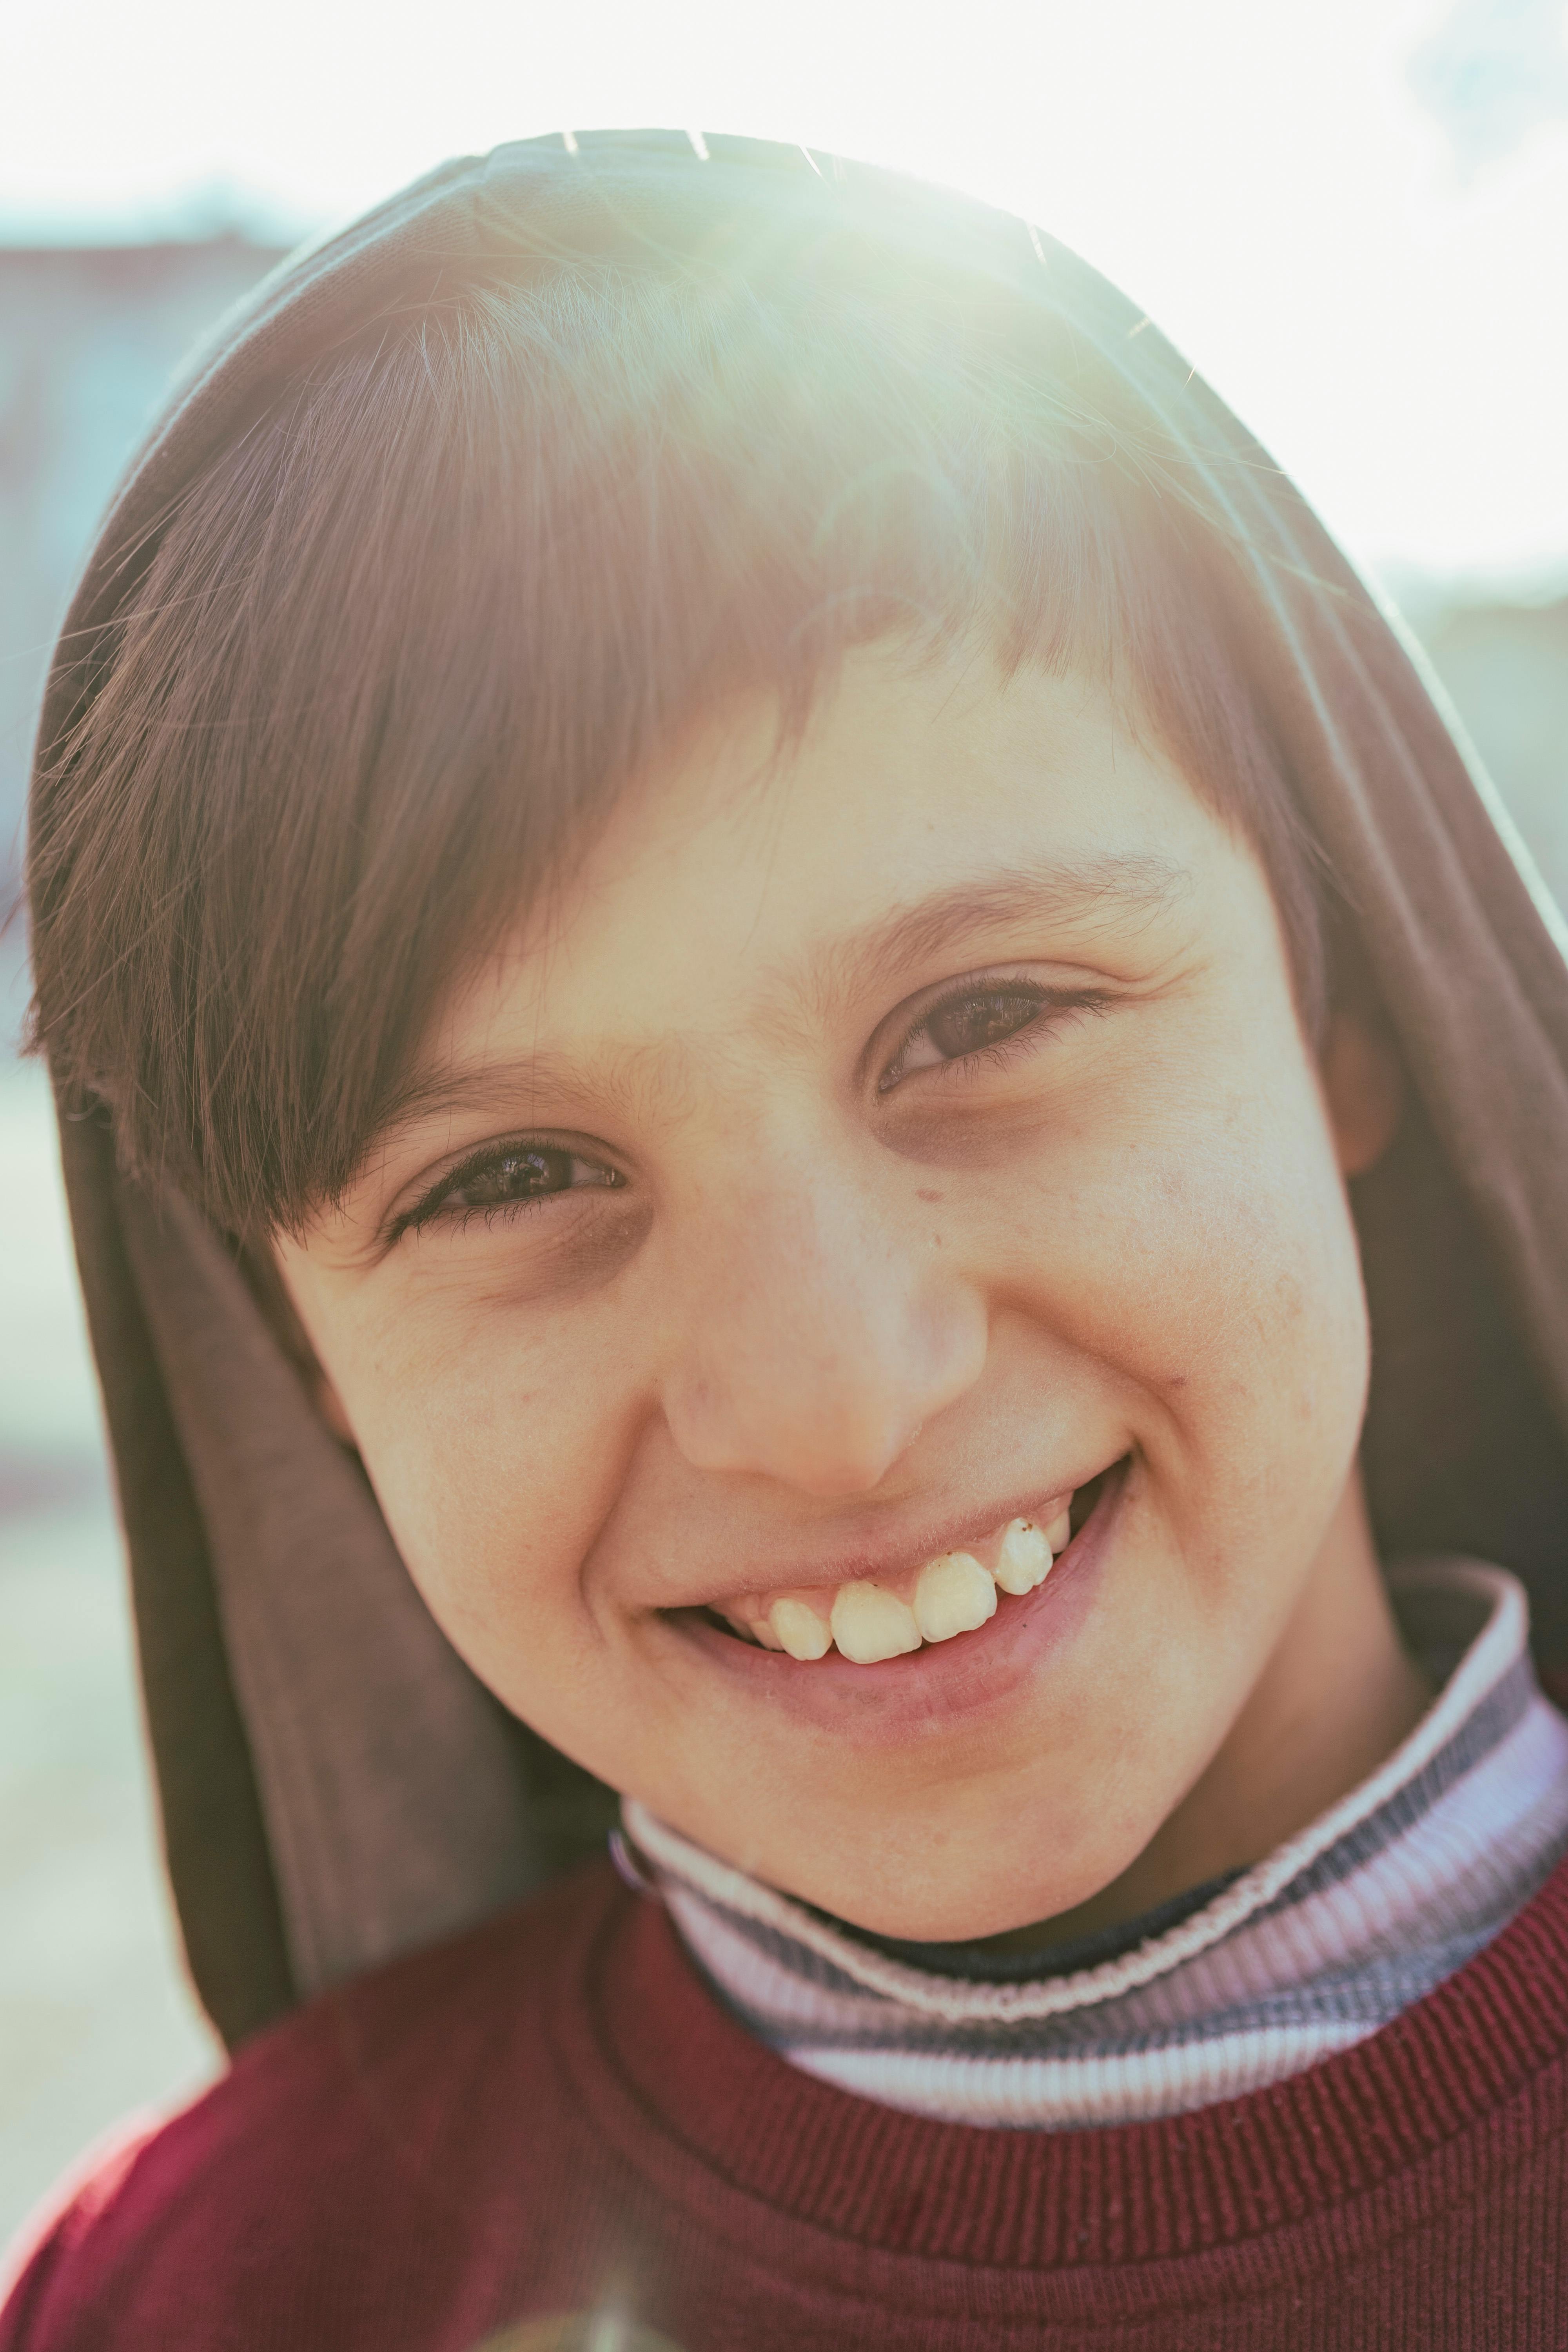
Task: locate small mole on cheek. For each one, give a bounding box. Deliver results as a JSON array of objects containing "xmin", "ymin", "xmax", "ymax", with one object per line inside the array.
[{"xmin": 916, "ymin": 1189, "xmax": 944, "ymax": 1203}]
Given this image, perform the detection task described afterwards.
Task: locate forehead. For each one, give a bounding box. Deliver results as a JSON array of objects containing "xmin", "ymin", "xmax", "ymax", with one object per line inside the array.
[{"xmin": 430, "ymin": 646, "xmax": 1241, "ymax": 1067}]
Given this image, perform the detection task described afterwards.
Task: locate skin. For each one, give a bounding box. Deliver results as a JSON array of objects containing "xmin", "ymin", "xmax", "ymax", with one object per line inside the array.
[{"xmin": 278, "ymin": 644, "xmax": 1429, "ymax": 1947}]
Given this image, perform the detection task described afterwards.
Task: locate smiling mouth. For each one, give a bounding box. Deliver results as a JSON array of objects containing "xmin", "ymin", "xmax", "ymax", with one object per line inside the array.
[{"xmin": 691, "ymin": 1465, "xmax": 1119, "ymax": 1666}]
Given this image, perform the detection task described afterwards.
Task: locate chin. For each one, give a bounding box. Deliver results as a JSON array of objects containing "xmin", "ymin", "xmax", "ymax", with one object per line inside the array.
[{"xmin": 770, "ymin": 1812, "xmax": 1156, "ymax": 1948}]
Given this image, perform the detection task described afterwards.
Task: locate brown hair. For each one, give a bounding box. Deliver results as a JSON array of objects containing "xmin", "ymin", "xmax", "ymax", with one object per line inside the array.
[{"xmin": 29, "ymin": 249, "xmax": 1329, "ymax": 1236}]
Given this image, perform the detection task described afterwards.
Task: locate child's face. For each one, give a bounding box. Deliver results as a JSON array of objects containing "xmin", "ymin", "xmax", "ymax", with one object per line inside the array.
[{"xmin": 280, "ymin": 646, "xmax": 1390, "ymax": 1940}]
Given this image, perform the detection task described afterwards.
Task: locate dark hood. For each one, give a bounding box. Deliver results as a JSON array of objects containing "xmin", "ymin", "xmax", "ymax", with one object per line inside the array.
[{"xmin": 29, "ymin": 129, "xmax": 1568, "ymax": 2051}]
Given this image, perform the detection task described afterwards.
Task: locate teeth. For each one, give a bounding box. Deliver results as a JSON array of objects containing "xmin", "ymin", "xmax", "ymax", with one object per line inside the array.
[
  {"xmin": 993, "ymin": 1517, "xmax": 1053, "ymax": 1596},
  {"xmin": 721, "ymin": 1488, "xmax": 1085, "ymax": 1665},
  {"xmin": 913, "ymin": 1551, "xmax": 998, "ymax": 1642},
  {"xmin": 830, "ymin": 1581, "xmax": 923, "ymax": 1664},
  {"xmin": 734, "ymin": 1592, "xmax": 785, "ymax": 1650},
  {"xmin": 769, "ymin": 1597, "xmax": 833, "ymax": 1660}
]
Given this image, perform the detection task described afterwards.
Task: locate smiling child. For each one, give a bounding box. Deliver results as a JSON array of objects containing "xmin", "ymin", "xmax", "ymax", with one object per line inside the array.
[{"xmin": 8, "ymin": 132, "xmax": 1568, "ymax": 2349}]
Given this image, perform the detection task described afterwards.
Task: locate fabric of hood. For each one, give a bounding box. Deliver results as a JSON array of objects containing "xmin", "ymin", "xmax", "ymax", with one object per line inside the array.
[{"xmin": 27, "ymin": 129, "xmax": 1568, "ymax": 2053}]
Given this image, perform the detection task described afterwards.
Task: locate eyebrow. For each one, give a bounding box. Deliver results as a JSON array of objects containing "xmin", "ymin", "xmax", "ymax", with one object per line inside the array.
[
  {"xmin": 371, "ymin": 1042, "xmax": 673, "ymax": 1158},
  {"xmin": 795, "ymin": 849, "xmax": 1192, "ymax": 1029},
  {"xmin": 374, "ymin": 847, "xmax": 1191, "ymax": 1151}
]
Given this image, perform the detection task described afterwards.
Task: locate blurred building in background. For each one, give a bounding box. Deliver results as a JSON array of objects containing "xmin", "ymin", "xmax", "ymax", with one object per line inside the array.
[
  {"xmin": 0, "ymin": 238, "xmax": 285, "ymax": 891},
  {"xmin": 1408, "ymin": 587, "xmax": 1568, "ymax": 904},
  {"xmin": 0, "ymin": 235, "xmax": 1563, "ymax": 2249}
]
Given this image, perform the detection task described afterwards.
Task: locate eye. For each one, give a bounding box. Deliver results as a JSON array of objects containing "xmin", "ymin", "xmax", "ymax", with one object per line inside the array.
[
  {"xmin": 879, "ymin": 980, "xmax": 1056, "ymax": 1092},
  {"xmin": 927, "ymin": 989, "xmax": 1045, "ymax": 1060},
  {"xmin": 399, "ymin": 1142, "xmax": 624, "ymax": 1236}
]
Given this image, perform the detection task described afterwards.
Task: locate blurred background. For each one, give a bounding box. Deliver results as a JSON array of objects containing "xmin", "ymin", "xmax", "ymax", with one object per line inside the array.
[{"xmin": 2, "ymin": 0, "xmax": 1566, "ymax": 2250}]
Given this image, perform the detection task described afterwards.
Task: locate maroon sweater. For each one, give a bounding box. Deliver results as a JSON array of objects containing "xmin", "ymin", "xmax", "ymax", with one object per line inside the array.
[{"xmin": 6, "ymin": 1853, "xmax": 1568, "ymax": 2350}]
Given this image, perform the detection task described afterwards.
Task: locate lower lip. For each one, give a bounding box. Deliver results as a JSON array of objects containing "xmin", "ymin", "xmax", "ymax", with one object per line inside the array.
[{"xmin": 663, "ymin": 1459, "xmax": 1129, "ymax": 1744}]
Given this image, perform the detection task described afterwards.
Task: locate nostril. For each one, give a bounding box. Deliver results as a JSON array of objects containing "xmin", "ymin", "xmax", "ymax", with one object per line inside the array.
[
  {"xmin": 664, "ymin": 1277, "xmax": 987, "ymax": 1492},
  {"xmin": 666, "ymin": 1377, "xmax": 922, "ymax": 1495}
]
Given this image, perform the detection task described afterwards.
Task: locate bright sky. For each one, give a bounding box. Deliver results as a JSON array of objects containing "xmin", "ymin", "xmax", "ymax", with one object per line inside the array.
[{"xmin": 5, "ymin": 0, "xmax": 1568, "ymax": 579}]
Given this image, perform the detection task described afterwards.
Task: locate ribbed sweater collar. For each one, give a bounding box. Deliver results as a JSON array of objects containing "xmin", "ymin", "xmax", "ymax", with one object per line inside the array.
[
  {"xmin": 620, "ymin": 1561, "xmax": 1568, "ymax": 2129},
  {"xmin": 569, "ymin": 1846, "xmax": 1568, "ymax": 2272}
]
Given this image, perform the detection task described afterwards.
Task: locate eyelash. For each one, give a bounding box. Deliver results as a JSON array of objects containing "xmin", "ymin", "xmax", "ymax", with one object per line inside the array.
[
  {"xmin": 395, "ymin": 1145, "xmax": 624, "ymax": 1241},
  {"xmin": 877, "ymin": 977, "xmax": 1110, "ymax": 1093},
  {"xmin": 396, "ymin": 977, "xmax": 1110, "ymax": 1238}
]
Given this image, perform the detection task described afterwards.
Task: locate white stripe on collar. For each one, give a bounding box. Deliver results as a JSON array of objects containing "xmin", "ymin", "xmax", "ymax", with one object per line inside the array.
[{"xmin": 622, "ymin": 1561, "xmax": 1568, "ymax": 2125}]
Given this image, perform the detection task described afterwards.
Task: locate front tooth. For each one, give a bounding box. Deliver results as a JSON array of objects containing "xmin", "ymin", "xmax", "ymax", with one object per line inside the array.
[
  {"xmin": 994, "ymin": 1517, "xmax": 1052, "ymax": 1595},
  {"xmin": 913, "ymin": 1551, "xmax": 998, "ymax": 1642},
  {"xmin": 769, "ymin": 1597, "xmax": 833, "ymax": 1660},
  {"xmin": 1046, "ymin": 1508, "xmax": 1072, "ymax": 1553},
  {"xmin": 830, "ymin": 1581, "xmax": 923, "ymax": 1664}
]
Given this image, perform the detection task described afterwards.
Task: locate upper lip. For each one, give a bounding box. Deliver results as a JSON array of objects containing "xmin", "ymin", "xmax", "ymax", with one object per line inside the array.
[{"xmin": 651, "ymin": 1459, "xmax": 1116, "ymax": 1614}]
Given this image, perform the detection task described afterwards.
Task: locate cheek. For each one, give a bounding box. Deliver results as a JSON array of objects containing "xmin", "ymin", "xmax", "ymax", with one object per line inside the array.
[
  {"xmin": 326, "ymin": 1294, "xmax": 637, "ymax": 1686},
  {"xmin": 984, "ymin": 1077, "xmax": 1369, "ymax": 1525}
]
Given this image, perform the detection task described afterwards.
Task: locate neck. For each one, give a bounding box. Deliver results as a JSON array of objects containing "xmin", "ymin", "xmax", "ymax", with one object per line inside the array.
[{"xmin": 982, "ymin": 1470, "xmax": 1434, "ymax": 1955}]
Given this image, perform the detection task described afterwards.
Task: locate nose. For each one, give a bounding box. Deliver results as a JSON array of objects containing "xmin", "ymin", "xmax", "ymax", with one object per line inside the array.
[{"xmin": 662, "ymin": 1160, "xmax": 989, "ymax": 1497}]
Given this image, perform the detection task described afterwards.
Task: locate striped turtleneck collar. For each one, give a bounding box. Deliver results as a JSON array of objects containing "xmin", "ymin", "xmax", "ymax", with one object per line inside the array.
[{"xmin": 621, "ymin": 1559, "xmax": 1568, "ymax": 2129}]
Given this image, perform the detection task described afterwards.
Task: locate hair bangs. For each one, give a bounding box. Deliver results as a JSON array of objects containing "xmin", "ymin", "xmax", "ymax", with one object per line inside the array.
[{"xmin": 29, "ymin": 255, "xmax": 1327, "ymax": 1234}]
